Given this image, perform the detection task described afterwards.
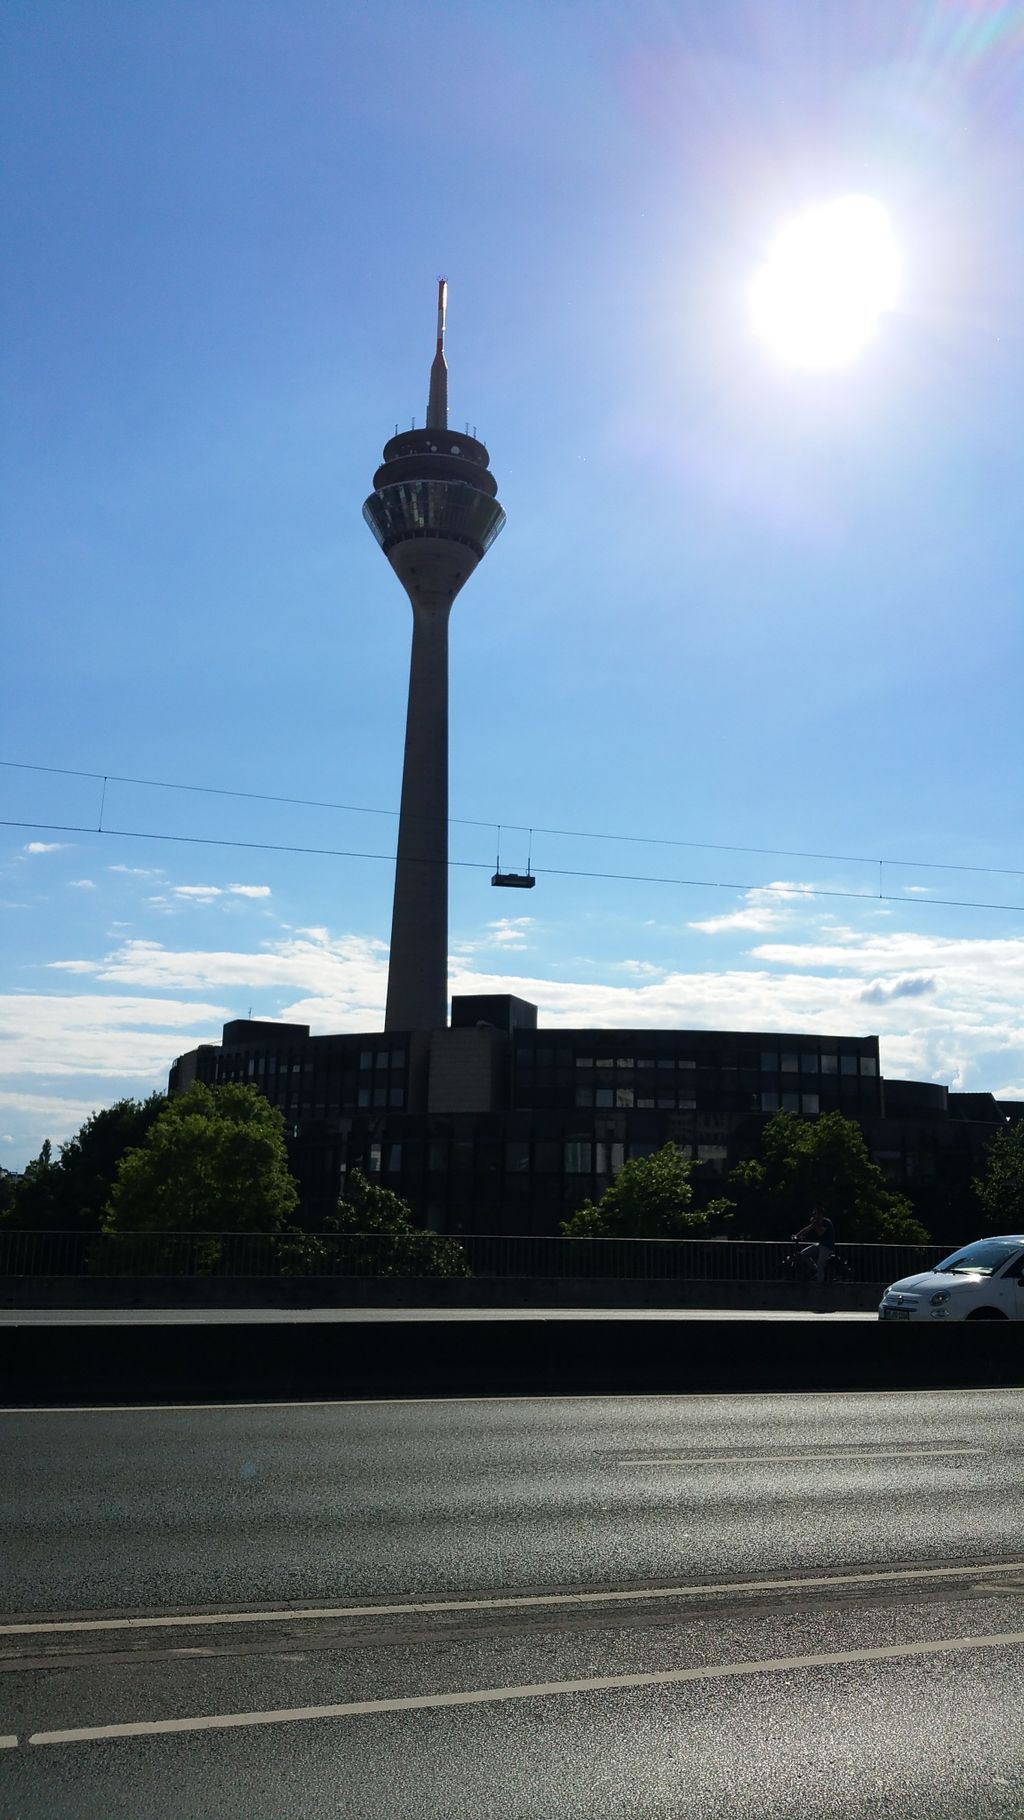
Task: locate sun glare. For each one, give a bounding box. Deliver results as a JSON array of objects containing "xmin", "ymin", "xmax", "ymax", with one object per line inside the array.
[{"xmin": 750, "ymin": 196, "xmax": 901, "ymax": 369}]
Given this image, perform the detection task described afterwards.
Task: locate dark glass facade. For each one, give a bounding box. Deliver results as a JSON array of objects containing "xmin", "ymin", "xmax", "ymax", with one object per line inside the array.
[
  {"xmin": 363, "ymin": 480, "xmax": 506, "ymax": 559},
  {"xmin": 166, "ymin": 1005, "xmax": 1019, "ymax": 1236}
]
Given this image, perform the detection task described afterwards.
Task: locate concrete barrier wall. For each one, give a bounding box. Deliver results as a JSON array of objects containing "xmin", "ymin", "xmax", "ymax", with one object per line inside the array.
[
  {"xmin": 1, "ymin": 1317, "xmax": 1020, "ymax": 1402},
  {"xmin": 1, "ymin": 1275, "xmax": 886, "ymax": 1312}
]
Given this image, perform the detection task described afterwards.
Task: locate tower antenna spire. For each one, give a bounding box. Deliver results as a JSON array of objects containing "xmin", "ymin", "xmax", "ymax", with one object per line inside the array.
[{"xmin": 426, "ymin": 276, "xmax": 448, "ymax": 430}]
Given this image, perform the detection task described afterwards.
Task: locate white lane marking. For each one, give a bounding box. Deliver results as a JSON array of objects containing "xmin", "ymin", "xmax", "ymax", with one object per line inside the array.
[
  {"xmin": 0, "ymin": 1735, "xmax": 18, "ymax": 1749},
  {"xmin": 3, "ymin": 1386, "xmax": 1023, "ymax": 1415},
  {"xmin": 27, "ymin": 1629, "xmax": 1024, "ymax": 1747},
  {"xmin": 623, "ymin": 1448, "xmax": 987, "ymax": 1465},
  {"xmin": 5, "ymin": 1559, "xmax": 1024, "ymax": 1639}
]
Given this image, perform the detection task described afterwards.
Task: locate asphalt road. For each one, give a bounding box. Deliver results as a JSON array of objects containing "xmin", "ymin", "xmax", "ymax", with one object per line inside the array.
[{"xmin": 2, "ymin": 1390, "xmax": 1023, "ymax": 1817}]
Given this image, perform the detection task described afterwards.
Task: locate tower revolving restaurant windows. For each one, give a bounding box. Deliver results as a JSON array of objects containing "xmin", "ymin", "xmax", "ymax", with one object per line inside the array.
[{"xmin": 363, "ymin": 481, "xmax": 506, "ymax": 558}]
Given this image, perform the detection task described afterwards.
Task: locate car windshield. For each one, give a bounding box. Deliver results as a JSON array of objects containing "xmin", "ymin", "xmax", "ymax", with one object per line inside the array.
[{"xmin": 936, "ymin": 1239, "xmax": 1024, "ymax": 1277}]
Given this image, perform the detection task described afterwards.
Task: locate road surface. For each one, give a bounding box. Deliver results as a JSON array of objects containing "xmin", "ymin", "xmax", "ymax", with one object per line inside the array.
[{"xmin": 2, "ymin": 1389, "xmax": 1022, "ymax": 1816}]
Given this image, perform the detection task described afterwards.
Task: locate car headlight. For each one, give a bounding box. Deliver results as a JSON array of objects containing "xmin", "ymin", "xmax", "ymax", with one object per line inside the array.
[{"xmin": 930, "ymin": 1291, "xmax": 951, "ymax": 1305}]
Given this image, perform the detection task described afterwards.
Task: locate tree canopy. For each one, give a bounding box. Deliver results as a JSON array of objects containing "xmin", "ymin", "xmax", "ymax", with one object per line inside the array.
[
  {"xmin": 562, "ymin": 1143, "xmax": 707, "ymax": 1239},
  {"xmin": 973, "ymin": 1119, "xmax": 1024, "ymax": 1232},
  {"xmin": 1, "ymin": 1097, "xmax": 166, "ymax": 1230},
  {"xmin": 321, "ymin": 1167, "xmax": 469, "ymax": 1276},
  {"xmin": 104, "ymin": 1082, "xmax": 299, "ymax": 1232},
  {"xmin": 728, "ymin": 1110, "xmax": 929, "ymax": 1243}
]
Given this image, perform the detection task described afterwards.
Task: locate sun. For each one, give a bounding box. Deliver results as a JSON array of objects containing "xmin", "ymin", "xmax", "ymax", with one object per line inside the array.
[{"xmin": 750, "ymin": 196, "xmax": 901, "ymax": 369}]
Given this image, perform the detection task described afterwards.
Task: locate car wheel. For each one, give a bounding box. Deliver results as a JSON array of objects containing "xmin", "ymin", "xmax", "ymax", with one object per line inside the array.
[{"xmin": 965, "ymin": 1308, "xmax": 1007, "ymax": 1321}]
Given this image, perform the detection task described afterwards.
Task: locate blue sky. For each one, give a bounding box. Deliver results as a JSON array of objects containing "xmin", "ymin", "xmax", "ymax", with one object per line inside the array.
[{"xmin": 2, "ymin": 0, "xmax": 1023, "ymax": 1166}]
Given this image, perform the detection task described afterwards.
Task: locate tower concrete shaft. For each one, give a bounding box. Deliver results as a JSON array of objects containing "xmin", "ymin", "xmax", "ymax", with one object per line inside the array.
[{"xmin": 363, "ymin": 284, "xmax": 505, "ymax": 1031}]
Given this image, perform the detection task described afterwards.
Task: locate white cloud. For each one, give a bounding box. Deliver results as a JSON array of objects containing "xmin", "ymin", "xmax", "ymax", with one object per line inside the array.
[
  {"xmin": 859, "ymin": 974, "xmax": 936, "ymax": 1005},
  {"xmin": 109, "ymin": 865, "xmax": 163, "ymax": 878},
  {"xmin": 147, "ymin": 881, "xmax": 272, "ymax": 906},
  {"xmin": 690, "ymin": 881, "xmax": 819, "ymax": 936},
  {"xmin": 0, "ymin": 994, "xmax": 228, "ymax": 1079},
  {"xmin": 69, "ymin": 879, "xmax": 97, "ymax": 890},
  {"xmin": 904, "ymin": 885, "xmax": 931, "ymax": 894},
  {"xmin": 48, "ymin": 932, "xmax": 389, "ymax": 1031},
  {"xmin": 24, "ymin": 841, "xmax": 69, "ymax": 855},
  {"xmin": 4, "ymin": 912, "xmax": 1020, "ymax": 1155},
  {"xmin": 455, "ymin": 917, "xmax": 535, "ymax": 956}
]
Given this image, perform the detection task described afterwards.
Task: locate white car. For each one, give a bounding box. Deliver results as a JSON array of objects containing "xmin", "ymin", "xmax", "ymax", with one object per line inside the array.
[{"xmin": 878, "ymin": 1235, "xmax": 1024, "ymax": 1321}]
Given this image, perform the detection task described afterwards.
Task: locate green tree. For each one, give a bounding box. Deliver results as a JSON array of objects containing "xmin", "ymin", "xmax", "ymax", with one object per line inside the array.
[
  {"xmin": 322, "ymin": 1167, "xmax": 470, "ymax": 1277},
  {"xmin": 973, "ymin": 1120, "xmax": 1024, "ymax": 1231},
  {"xmin": 104, "ymin": 1082, "xmax": 299, "ymax": 1233},
  {"xmin": 728, "ymin": 1110, "xmax": 929, "ymax": 1243},
  {"xmin": 3, "ymin": 1098, "xmax": 166, "ymax": 1231},
  {"xmin": 561, "ymin": 1143, "xmax": 707, "ymax": 1239},
  {"xmin": 0, "ymin": 1164, "xmax": 25, "ymax": 1222},
  {"xmin": 1, "ymin": 1100, "xmax": 167, "ymax": 1231},
  {"xmin": 4, "ymin": 1139, "xmax": 57, "ymax": 1228}
]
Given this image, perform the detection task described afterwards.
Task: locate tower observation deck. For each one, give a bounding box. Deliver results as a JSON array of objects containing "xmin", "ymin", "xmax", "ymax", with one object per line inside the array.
[{"xmin": 364, "ymin": 282, "xmax": 505, "ymax": 1031}]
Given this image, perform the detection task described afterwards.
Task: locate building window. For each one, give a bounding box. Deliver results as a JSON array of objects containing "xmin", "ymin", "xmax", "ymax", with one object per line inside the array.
[
  {"xmin": 615, "ymin": 1087, "xmax": 634, "ymax": 1108},
  {"xmin": 861, "ymin": 1055, "xmax": 878, "ymax": 1077},
  {"xmin": 657, "ymin": 1058, "xmax": 674, "ymax": 1070},
  {"xmin": 697, "ymin": 1144, "xmax": 728, "ymax": 1164},
  {"xmin": 841, "ymin": 1054, "xmax": 858, "ymax": 1075},
  {"xmin": 821, "ymin": 1053, "xmax": 838, "ymax": 1075},
  {"xmin": 616, "ymin": 1057, "xmax": 634, "ymax": 1069},
  {"xmin": 596, "ymin": 1057, "xmax": 613, "ymax": 1069},
  {"xmin": 761, "ymin": 1051, "xmax": 778, "ymax": 1072},
  {"xmin": 575, "ymin": 1087, "xmax": 591, "ymax": 1108},
  {"xmin": 389, "ymin": 1088, "xmax": 404, "ymax": 1108},
  {"xmin": 391, "ymin": 1049, "xmax": 406, "ymax": 1070},
  {"xmin": 358, "ymin": 1088, "xmax": 370, "ymax": 1108},
  {"xmin": 781, "ymin": 1052, "xmax": 798, "ymax": 1073},
  {"xmin": 637, "ymin": 1058, "xmax": 655, "ymax": 1070},
  {"xmin": 801, "ymin": 1052, "xmax": 818, "ymax": 1074},
  {"xmin": 595, "ymin": 1088, "xmax": 614, "ymax": 1108},
  {"xmin": 658, "ymin": 1095, "xmax": 676, "ymax": 1110},
  {"xmin": 373, "ymin": 1087, "xmax": 387, "ymax": 1108},
  {"xmin": 575, "ymin": 1055, "xmax": 593, "ymax": 1069},
  {"xmin": 679, "ymin": 1094, "xmax": 696, "ymax": 1111},
  {"xmin": 505, "ymin": 1140, "xmax": 530, "ymax": 1173},
  {"xmin": 761, "ymin": 1091, "xmax": 780, "ymax": 1111},
  {"xmin": 637, "ymin": 1096, "xmax": 655, "ymax": 1109},
  {"xmin": 536, "ymin": 1048, "xmax": 554, "ymax": 1067},
  {"xmin": 387, "ymin": 1144, "xmax": 402, "ymax": 1172},
  {"xmin": 368, "ymin": 1143, "xmax": 381, "ymax": 1173},
  {"xmin": 678, "ymin": 1056, "xmax": 696, "ymax": 1070},
  {"xmin": 375, "ymin": 1051, "xmax": 388, "ymax": 1069},
  {"xmin": 782, "ymin": 1091, "xmax": 800, "ymax": 1112},
  {"xmin": 802, "ymin": 1093, "xmax": 820, "ymax": 1115},
  {"xmin": 565, "ymin": 1141, "xmax": 592, "ymax": 1173}
]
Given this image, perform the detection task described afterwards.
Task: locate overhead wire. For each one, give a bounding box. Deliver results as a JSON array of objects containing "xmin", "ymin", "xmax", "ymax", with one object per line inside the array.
[
  {"xmin": 3, "ymin": 815, "xmax": 1023, "ymax": 916},
  {"xmin": 2, "ymin": 755, "xmax": 1023, "ymax": 879}
]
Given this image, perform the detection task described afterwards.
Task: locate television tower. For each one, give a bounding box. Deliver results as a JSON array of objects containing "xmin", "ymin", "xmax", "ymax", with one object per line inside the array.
[{"xmin": 364, "ymin": 282, "xmax": 506, "ymax": 1031}]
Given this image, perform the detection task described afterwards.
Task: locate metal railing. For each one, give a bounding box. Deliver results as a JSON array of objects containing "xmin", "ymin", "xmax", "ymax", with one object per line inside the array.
[{"xmin": 0, "ymin": 1230, "xmax": 947, "ymax": 1285}]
